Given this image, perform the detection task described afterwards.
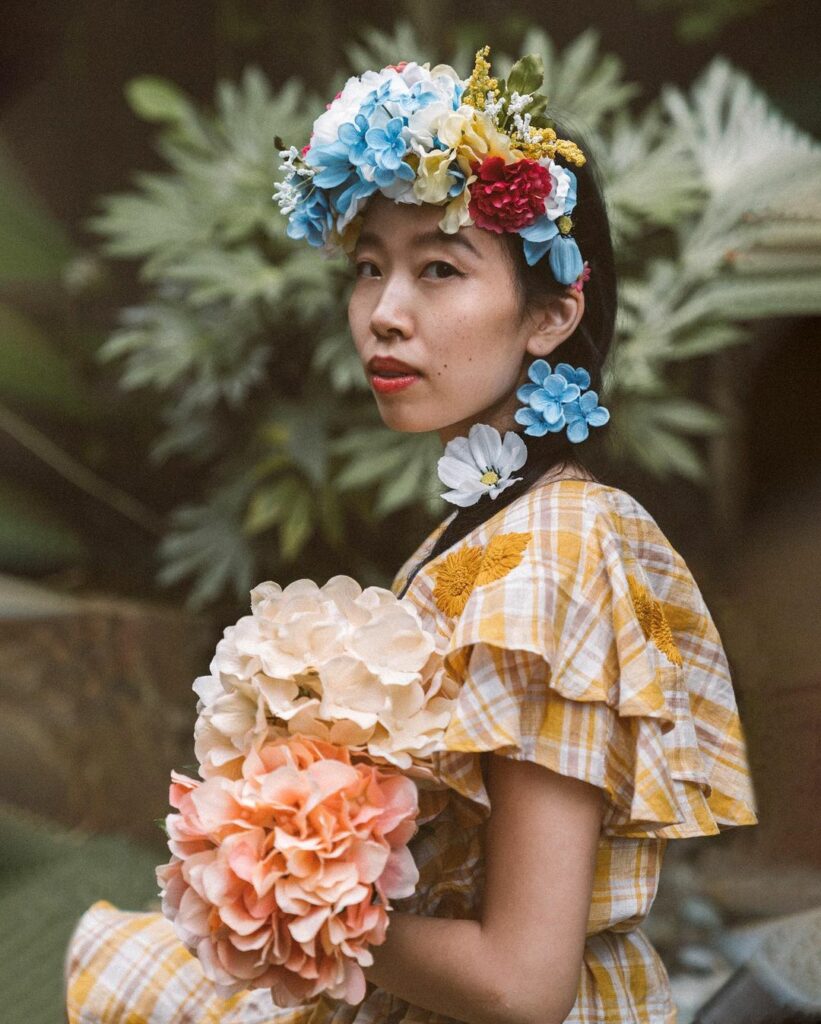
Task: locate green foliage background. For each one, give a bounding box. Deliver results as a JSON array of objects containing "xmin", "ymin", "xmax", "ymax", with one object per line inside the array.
[
  {"xmin": 88, "ymin": 24, "xmax": 821, "ymax": 606},
  {"xmin": 1, "ymin": 17, "xmax": 819, "ymax": 608}
]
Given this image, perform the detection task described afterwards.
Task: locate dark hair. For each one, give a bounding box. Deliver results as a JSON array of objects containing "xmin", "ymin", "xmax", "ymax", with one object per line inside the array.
[{"xmin": 399, "ymin": 130, "xmax": 617, "ymax": 596}]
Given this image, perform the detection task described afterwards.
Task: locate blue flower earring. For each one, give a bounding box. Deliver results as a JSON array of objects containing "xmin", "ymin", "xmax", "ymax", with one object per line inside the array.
[{"xmin": 515, "ymin": 360, "xmax": 610, "ymax": 443}]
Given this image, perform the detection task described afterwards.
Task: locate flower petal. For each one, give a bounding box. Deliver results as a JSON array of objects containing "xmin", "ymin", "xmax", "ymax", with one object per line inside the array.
[
  {"xmin": 587, "ymin": 407, "xmax": 610, "ymax": 427},
  {"xmin": 437, "ymin": 454, "xmax": 479, "ymax": 489},
  {"xmin": 527, "ymin": 359, "xmax": 551, "ymax": 385},
  {"xmin": 515, "ymin": 382, "xmax": 539, "ymax": 403},
  {"xmin": 500, "ymin": 431, "xmax": 528, "ymax": 473},
  {"xmin": 514, "ymin": 407, "xmax": 540, "ymax": 427},
  {"xmin": 467, "ymin": 423, "xmax": 502, "ymax": 471},
  {"xmin": 566, "ymin": 418, "xmax": 589, "ymax": 443}
]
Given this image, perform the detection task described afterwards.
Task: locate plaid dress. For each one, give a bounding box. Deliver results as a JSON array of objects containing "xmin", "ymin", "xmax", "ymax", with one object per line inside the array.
[{"xmin": 66, "ymin": 478, "xmax": 758, "ymax": 1023}]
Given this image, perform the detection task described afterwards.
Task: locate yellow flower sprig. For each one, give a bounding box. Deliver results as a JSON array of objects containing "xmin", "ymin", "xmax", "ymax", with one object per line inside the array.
[
  {"xmin": 462, "ymin": 46, "xmax": 586, "ymax": 168},
  {"xmin": 462, "ymin": 45, "xmax": 498, "ymax": 111}
]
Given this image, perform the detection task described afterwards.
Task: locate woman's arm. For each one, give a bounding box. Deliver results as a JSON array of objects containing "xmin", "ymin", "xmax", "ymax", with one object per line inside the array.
[{"xmin": 364, "ymin": 754, "xmax": 604, "ymax": 1024}]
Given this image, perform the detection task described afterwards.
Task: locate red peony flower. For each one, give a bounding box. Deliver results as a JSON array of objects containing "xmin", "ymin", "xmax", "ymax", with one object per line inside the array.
[{"xmin": 467, "ymin": 156, "xmax": 552, "ymax": 234}]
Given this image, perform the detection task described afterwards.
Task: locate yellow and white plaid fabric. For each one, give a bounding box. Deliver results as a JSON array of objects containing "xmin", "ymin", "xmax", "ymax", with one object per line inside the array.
[{"xmin": 66, "ymin": 479, "xmax": 758, "ymax": 1024}]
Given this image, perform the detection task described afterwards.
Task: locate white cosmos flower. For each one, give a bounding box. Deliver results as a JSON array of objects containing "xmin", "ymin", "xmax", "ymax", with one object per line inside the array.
[{"xmin": 437, "ymin": 423, "xmax": 528, "ymax": 507}]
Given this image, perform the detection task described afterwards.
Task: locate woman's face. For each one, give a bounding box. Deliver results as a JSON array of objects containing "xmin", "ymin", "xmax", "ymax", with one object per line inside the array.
[{"xmin": 347, "ymin": 195, "xmax": 581, "ymax": 442}]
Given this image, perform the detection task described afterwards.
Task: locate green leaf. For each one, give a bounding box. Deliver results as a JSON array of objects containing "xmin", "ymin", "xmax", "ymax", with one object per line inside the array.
[
  {"xmin": 317, "ymin": 484, "xmax": 344, "ymax": 548},
  {"xmin": 506, "ymin": 54, "xmax": 544, "ymax": 96},
  {"xmin": 649, "ymin": 400, "xmax": 724, "ymax": 436},
  {"xmin": 0, "ymin": 303, "xmax": 96, "ymax": 418},
  {"xmin": 280, "ymin": 403, "xmax": 329, "ymax": 487},
  {"xmin": 0, "ymin": 139, "xmax": 73, "ymax": 282},
  {"xmin": 245, "ymin": 476, "xmax": 302, "ymax": 534},
  {"xmin": 335, "ymin": 445, "xmax": 407, "ymax": 491},
  {"xmin": 524, "ymin": 94, "xmax": 549, "ymax": 119},
  {"xmin": 279, "ymin": 487, "xmax": 314, "ymax": 561},
  {"xmin": 125, "ymin": 76, "xmax": 195, "ymax": 124},
  {"xmin": 158, "ymin": 479, "xmax": 255, "ymax": 608},
  {"xmin": 374, "ymin": 456, "xmax": 426, "ymax": 517}
]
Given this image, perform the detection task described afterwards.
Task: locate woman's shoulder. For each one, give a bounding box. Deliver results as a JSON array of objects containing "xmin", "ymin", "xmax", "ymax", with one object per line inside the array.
[
  {"xmin": 473, "ymin": 474, "xmax": 680, "ymax": 577},
  {"xmin": 489, "ymin": 473, "xmax": 657, "ymax": 532},
  {"xmin": 396, "ymin": 472, "xmax": 696, "ymax": 623}
]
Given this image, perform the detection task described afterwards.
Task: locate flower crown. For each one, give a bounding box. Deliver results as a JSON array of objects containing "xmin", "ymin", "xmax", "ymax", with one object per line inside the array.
[{"xmin": 274, "ymin": 46, "xmax": 589, "ymax": 287}]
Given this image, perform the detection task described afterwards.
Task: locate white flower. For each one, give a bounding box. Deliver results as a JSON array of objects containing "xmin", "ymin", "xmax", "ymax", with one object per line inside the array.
[
  {"xmin": 195, "ymin": 574, "xmax": 456, "ymax": 777},
  {"xmin": 539, "ymin": 157, "xmax": 575, "ymax": 220},
  {"xmin": 437, "ymin": 423, "xmax": 527, "ymax": 507},
  {"xmin": 309, "ymin": 69, "xmax": 388, "ymax": 147}
]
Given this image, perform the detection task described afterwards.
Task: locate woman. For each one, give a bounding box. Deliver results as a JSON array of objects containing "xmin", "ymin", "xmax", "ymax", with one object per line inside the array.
[{"xmin": 66, "ymin": 50, "xmax": 758, "ymax": 1024}]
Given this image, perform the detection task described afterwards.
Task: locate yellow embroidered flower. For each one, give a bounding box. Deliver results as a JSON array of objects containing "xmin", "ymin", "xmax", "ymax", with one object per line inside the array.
[
  {"xmin": 433, "ymin": 545, "xmax": 483, "ymax": 617},
  {"xmin": 432, "ymin": 533, "xmax": 532, "ymax": 616},
  {"xmin": 628, "ymin": 575, "xmax": 683, "ymax": 667},
  {"xmin": 475, "ymin": 532, "xmax": 531, "ymax": 586}
]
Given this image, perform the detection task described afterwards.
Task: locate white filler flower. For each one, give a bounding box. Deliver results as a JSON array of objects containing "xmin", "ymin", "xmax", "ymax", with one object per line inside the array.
[{"xmin": 437, "ymin": 423, "xmax": 527, "ymax": 507}]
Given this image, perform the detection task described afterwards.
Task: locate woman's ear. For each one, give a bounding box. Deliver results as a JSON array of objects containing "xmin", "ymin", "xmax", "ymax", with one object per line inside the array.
[{"xmin": 524, "ymin": 289, "xmax": 585, "ymax": 359}]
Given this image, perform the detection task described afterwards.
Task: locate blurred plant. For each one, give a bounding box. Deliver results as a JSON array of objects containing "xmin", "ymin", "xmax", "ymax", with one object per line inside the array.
[
  {"xmin": 0, "ymin": 141, "xmax": 163, "ymax": 578},
  {"xmin": 638, "ymin": 0, "xmax": 775, "ymax": 42},
  {"xmin": 90, "ymin": 22, "xmax": 821, "ymax": 606}
]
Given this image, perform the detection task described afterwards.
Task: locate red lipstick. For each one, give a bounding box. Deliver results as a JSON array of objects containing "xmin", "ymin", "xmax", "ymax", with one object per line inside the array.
[{"xmin": 368, "ymin": 356, "xmax": 421, "ymax": 395}]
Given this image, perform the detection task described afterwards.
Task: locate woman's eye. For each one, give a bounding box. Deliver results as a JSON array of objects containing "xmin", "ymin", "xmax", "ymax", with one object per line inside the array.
[
  {"xmin": 355, "ymin": 261, "xmax": 380, "ymax": 278},
  {"xmin": 423, "ymin": 260, "xmax": 462, "ymax": 279}
]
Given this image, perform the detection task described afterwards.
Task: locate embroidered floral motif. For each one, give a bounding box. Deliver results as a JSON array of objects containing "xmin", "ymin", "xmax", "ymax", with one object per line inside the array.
[
  {"xmin": 475, "ymin": 532, "xmax": 532, "ymax": 586},
  {"xmin": 433, "ymin": 532, "xmax": 532, "ymax": 616},
  {"xmin": 433, "ymin": 545, "xmax": 484, "ymax": 617},
  {"xmin": 628, "ymin": 575, "xmax": 683, "ymax": 667}
]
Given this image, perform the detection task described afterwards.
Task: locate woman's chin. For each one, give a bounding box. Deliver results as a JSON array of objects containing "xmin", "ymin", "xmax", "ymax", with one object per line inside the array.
[{"xmin": 374, "ymin": 401, "xmax": 445, "ymax": 434}]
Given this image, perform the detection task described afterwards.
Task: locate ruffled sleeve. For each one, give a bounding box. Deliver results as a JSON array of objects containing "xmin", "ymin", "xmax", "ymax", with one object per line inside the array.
[{"xmin": 426, "ymin": 481, "xmax": 759, "ymax": 840}]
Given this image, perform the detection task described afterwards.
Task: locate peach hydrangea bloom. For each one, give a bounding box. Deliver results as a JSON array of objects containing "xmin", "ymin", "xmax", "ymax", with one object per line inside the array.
[
  {"xmin": 193, "ymin": 576, "xmax": 458, "ymax": 779},
  {"xmin": 156, "ymin": 735, "xmax": 420, "ymax": 1007}
]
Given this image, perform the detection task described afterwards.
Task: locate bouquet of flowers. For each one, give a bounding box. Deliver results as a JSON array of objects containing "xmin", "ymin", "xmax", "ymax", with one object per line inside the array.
[{"xmin": 156, "ymin": 576, "xmax": 455, "ymax": 1006}]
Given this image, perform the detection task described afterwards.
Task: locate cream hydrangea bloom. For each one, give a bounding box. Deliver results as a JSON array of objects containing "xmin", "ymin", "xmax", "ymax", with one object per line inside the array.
[{"xmin": 193, "ymin": 576, "xmax": 455, "ymax": 776}]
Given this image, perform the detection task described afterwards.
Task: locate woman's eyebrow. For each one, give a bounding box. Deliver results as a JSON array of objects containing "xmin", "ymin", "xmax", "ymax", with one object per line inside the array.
[
  {"xmin": 410, "ymin": 230, "xmax": 481, "ymax": 258},
  {"xmin": 355, "ymin": 230, "xmax": 385, "ymax": 251},
  {"xmin": 355, "ymin": 228, "xmax": 481, "ymax": 258}
]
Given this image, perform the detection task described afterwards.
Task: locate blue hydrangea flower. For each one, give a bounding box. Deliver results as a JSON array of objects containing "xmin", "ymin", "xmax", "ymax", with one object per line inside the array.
[
  {"xmin": 333, "ymin": 171, "xmax": 378, "ymax": 221},
  {"xmin": 286, "ymin": 187, "xmax": 333, "ymax": 248},
  {"xmin": 395, "ymin": 80, "xmax": 442, "ymax": 115},
  {"xmin": 514, "ymin": 360, "xmax": 581, "ymax": 436},
  {"xmin": 364, "ymin": 148, "xmax": 415, "ymax": 189},
  {"xmin": 305, "ymin": 140, "xmax": 354, "ymax": 189},
  {"xmin": 564, "ymin": 391, "xmax": 610, "ymax": 443},
  {"xmin": 337, "ymin": 114, "xmax": 371, "ymax": 167},
  {"xmin": 359, "ymin": 80, "xmax": 395, "ymax": 120},
  {"xmin": 365, "ymin": 117, "xmax": 409, "ymax": 173},
  {"xmin": 549, "ymin": 234, "xmax": 584, "ymax": 285},
  {"xmin": 554, "ymin": 363, "xmax": 591, "ymax": 390},
  {"xmin": 517, "ymin": 214, "xmax": 559, "ymax": 266},
  {"xmin": 514, "ymin": 405, "xmax": 566, "ymax": 437}
]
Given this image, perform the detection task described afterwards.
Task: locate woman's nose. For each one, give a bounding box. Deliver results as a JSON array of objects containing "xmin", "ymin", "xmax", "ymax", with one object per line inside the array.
[{"xmin": 369, "ymin": 275, "xmax": 414, "ymax": 340}]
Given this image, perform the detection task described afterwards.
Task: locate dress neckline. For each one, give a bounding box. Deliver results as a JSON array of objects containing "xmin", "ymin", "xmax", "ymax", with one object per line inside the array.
[{"xmin": 397, "ymin": 472, "xmax": 605, "ymax": 598}]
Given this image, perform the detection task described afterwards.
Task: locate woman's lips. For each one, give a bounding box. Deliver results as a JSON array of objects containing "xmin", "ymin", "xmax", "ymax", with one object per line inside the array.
[{"xmin": 371, "ymin": 373, "xmax": 419, "ymax": 394}]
